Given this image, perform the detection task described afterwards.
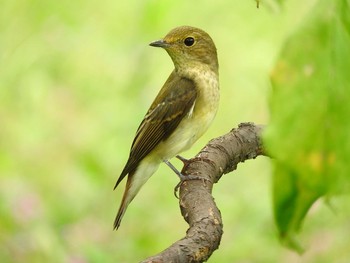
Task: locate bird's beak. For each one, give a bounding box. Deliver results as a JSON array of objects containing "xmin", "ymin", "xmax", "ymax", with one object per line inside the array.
[{"xmin": 149, "ymin": 39, "xmax": 169, "ymax": 48}]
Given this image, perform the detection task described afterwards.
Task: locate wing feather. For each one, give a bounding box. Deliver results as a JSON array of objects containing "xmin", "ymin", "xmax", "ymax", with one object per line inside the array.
[{"xmin": 114, "ymin": 71, "xmax": 197, "ymax": 188}]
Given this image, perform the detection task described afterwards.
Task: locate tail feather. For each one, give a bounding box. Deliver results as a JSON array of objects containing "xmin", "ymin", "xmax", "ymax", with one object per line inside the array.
[
  {"xmin": 113, "ymin": 159, "xmax": 160, "ymax": 230},
  {"xmin": 114, "ymin": 204, "xmax": 127, "ymax": 230},
  {"xmin": 114, "ymin": 179, "xmax": 131, "ymax": 229}
]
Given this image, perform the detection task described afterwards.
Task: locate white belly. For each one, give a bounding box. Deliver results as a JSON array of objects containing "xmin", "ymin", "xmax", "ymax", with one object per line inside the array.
[{"xmin": 152, "ymin": 69, "xmax": 219, "ymax": 160}]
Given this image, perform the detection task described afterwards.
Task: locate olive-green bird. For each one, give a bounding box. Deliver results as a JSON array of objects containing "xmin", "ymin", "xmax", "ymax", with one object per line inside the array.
[{"xmin": 114, "ymin": 26, "xmax": 219, "ymax": 229}]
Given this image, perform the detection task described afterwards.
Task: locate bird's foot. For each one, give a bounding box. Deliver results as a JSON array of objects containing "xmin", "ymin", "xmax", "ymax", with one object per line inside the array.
[
  {"xmin": 163, "ymin": 158, "xmax": 211, "ymax": 198},
  {"xmin": 173, "ymin": 172, "xmax": 211, "ymax": 198}
]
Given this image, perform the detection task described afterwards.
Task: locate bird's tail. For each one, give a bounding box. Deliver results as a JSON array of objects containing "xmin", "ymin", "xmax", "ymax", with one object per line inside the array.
[{"xmin": 114, "ymin": 159, "xmax": 159, "ymax": 230}]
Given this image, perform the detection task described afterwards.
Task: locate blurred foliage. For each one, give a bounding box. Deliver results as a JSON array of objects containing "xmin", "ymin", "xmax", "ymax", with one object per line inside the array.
[
  {"xmin": 265, "ymin": 0, "xmax": 350, "ymax": 254},
  {"xmin": 0, "ymin": 0, "xmax": 349, "ymax": 262}
]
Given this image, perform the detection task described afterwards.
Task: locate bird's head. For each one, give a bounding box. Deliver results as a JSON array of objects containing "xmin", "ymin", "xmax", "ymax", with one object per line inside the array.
[{"xmin": 150, "ymin": 26, "xmax": 218, "ymax": 73}]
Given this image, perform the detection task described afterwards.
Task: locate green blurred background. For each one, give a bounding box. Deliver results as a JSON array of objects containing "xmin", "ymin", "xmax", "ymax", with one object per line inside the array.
[{"xmin": 1, "ymin": 0, "xmax": 349, "ymax": 262}]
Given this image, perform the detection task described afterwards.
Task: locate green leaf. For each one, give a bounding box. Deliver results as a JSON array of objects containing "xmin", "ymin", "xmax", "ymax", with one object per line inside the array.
[{"xmin": 264, "ymin": 0, "xmax": 350, "ymax": 252}]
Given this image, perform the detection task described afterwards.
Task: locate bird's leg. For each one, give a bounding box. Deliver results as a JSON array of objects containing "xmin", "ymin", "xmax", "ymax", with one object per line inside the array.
[
  {"xmin": 163, "ymin": 158, "xmax": 211, "ymax": 198},
  {"xmin": 163, "ymin": 159, "xmax": 186, "ymax": 198},
  {"xmin": 163, "ymin": 159, "xmax": 183, "ymax": 180},
  {"xmin": 164, "ymin": 159, "xmax": 197, "ymax": 182}
]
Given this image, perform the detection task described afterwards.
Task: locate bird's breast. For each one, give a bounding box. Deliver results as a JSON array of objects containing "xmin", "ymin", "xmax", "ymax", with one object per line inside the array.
[
  {"xmin": 153, "ymin": 68, "xmax": 219, "ymax": 160},
  {"xmin": 188, "ymin": 68, "xmax": 220, "ymax": 138}
]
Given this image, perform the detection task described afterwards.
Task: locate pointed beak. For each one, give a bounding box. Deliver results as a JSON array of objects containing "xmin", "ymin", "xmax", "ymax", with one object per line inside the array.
[{"xmin": 149, "ymin": 39, "xmax": 169, "ymax": 48}]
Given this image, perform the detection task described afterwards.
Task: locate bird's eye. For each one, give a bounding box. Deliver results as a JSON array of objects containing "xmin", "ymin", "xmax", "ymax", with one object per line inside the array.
[{"xmin": 184, "ymin": 37, "xmax": 195, "ymax": 46}]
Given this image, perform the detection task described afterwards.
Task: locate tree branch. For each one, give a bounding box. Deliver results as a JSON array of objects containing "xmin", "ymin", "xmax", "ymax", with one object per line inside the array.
[{"xmin": 141, "ymin": 122, "xmax": 266, "ymax": 263}]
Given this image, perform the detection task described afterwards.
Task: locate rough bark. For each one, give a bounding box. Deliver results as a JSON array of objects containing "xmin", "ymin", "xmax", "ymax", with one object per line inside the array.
[{"xmin": 141, "ymin": 122, "xmax": 266, "ymax": 263}]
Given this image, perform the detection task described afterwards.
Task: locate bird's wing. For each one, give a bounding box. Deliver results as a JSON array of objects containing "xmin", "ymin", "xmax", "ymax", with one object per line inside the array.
[{"xmin": 114, "ymin": 72, "xmax": 197, "ymax": 188}]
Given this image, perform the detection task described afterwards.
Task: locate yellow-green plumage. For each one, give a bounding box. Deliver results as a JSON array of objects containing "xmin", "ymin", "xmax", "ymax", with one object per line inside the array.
[{"xmin": 114, "ymin": 26, "xmax": 219, "ymax": 230}]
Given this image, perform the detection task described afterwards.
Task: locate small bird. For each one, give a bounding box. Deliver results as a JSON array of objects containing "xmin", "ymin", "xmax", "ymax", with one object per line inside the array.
[{"xmin": 114, "ymin": 26, "xmax": 220, "ymax": 230}]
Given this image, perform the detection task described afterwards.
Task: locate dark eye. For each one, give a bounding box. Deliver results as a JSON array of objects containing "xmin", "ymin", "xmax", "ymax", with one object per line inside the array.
[{"xmin": 184, "ymin": 37, "xmax": 195, "ymax": 46}]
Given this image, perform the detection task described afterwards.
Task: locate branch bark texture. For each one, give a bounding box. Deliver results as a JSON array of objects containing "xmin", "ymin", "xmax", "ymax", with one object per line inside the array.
[{"xmin": 141, "ymin": 122, "xmax": 266, "ymax": 263}]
